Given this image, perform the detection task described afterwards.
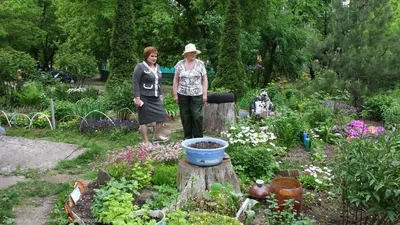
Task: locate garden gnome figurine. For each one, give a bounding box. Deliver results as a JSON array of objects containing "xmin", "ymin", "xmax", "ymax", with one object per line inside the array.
[{"xmin": 0, "ymin": 126, "xmax": 5, "ymax": 136}]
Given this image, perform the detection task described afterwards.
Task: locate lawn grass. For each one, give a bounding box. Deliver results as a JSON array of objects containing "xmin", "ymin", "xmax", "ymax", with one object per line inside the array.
[{"xmin": 0, "ymin": 180, "xmax": 72, "ymax": 224}]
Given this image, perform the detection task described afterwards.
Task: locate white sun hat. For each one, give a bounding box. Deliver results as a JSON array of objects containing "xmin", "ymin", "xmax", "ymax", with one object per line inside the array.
[{"xmin": 182, "ymin": 43, "xmax": 201, "ymax": 55}]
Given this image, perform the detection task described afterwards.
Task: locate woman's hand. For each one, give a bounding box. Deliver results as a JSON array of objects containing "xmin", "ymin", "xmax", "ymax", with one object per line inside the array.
[
  {"xmin": 134, "ymin": 97, "xmax": 143, "ymax": 107},
  {"xmin": 203, "ymin": 94, "xmax": 207, "ymax": 103},
  {"xmin": 160, "ymin": 95, "xmax": 163, "ymax": 102},
  {"xmin": 174, "ymin": 94, "xmax": 179, "ymax": 104}
]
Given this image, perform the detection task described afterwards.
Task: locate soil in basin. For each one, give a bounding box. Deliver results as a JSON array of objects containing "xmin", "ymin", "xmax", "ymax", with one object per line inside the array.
[{"xmin": 188, "ymin": 141, "xmax": 223, "ymax": 149}]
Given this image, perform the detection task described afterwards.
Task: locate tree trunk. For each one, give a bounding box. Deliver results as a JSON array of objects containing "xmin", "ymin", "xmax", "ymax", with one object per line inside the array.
[
  {"xmin": 203, "ymin": 102, "xmax": 236, "ymax": 134},
  {"xmin": 175, "ymin": 157, "xmax": 241, "ymax": 208}
]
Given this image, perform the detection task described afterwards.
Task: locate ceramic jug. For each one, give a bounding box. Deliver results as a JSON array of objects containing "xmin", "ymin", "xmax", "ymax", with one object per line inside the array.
[{"xmin": 248, "ymin": 179, "xmax": 270, "ymax": 199}]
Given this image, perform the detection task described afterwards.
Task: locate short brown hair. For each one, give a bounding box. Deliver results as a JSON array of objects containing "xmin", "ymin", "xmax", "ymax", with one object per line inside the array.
[{"xmin": 143, "ymin": 46, "xmax": 158, "ymax": 60}]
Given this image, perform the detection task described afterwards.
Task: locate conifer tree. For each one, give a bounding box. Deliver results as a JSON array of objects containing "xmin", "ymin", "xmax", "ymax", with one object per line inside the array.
[
  {"xmin": 106, "ymin": 0, "xmax": 138, "ymax": 89},
  {"xmin": 329, "ymin": 0, "xmax": 400, "ymax": 97},
  {"xmin": 212, "ymin": 0, "xmax": 247, "ymax": 99}
]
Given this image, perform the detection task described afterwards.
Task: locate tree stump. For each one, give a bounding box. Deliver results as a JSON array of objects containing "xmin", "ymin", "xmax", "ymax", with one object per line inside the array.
[
  {"xmin": 176, "ymin": 157, "xmax": 241, "ymax": 208},
  {"xmin": 203, "ymin": 102, "xmax": 236, "ymax": 134}
]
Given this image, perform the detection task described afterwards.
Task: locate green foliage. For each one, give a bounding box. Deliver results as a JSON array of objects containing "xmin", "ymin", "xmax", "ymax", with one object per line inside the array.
[
  {"xmin": 305, "ymin": 69, "xmax": 345, "ymax": 97},
  {"xmin": 73, "ymin": 97, "xmax": 107, "ymax": 120},
  {"xmin": 54, "ymin": 100, "xmax": 76, "ymax": 121},
  {"xmin": 15, "ymin": 82, "xmax": 45, "ymax": 107},
  {"xmin": 0, "ymin": 181, "xmax": 70, "ymax": 224},
  {"xmin": 0, "ymin": 0, "xmax": 44, "ymax": 51},
  {"xmin": 363, "ymin": 94, "xmax": 393, "ymax": 121},
  {"xmin": 53, "ymin": 0, "xmax": 114, "ymax": 69},
  {"xmin": 382, "ymin": 101, "xmax": 400, "ymax": 126},
  {"xmin": 91, "ymin": 178, "xmax": 139, "ymax": 224},
  {"xmin": 265, "ymin": 194, "xmax": 315, "ymax": 225},
  {"xmin": 271, "ymin": 111, "xmax": 303, "ymax": 149},
  {"xmin": 151, "ymin": 164, "xmax": 178, "ymax": 187},
  {"xmin": 163, "ymin": 93, "xmax": 179, "ymax": 118},
  {"xmin": 212, "ymin": 0, "xmax": 247, "ymax": 99},
  {"xmin": 107, "ymin": 0, "xmax": 138, "ymax": 88},
  {"xmin": 334, "ymin": 127, "xmax": 400, "ymax": 224},
  {"xmin": 327, "ymin": 0, "xmax": 400, "ymax": 97},
  {"xmin": 236, "ymin": 89, "xmax": 259, "ymax": 110},
  {"xmin": 187, "ymin": 211, "xmax": 242, "ymax": 225},
  {"xmin": 105, "ymin": 80, "xmax": 136, "ymax": 120},
  {"xmin": 0, "ymin": 48, "xmax": 37, "ymax": 106},
  {"xmin": 226, "ymin": 145, "xmax": 276, "ymax": 180},
  {"xmin": 56, "ymin": 52, "xmax": 98, "ymax": 86},
  {"xmin": 166, "ymin": 210, "xmax": 242, "ymax": 225},
  {"xmin": 106, "ymin": 160, "xmax": 153, "ymax": 189},
  {"xmin": 145, "ymin": 185, "xmax": 179, "ymax": 209}
]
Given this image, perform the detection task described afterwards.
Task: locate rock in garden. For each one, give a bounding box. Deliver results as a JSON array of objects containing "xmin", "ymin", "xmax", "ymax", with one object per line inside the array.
[{"xmin": 0, "ymin": 126, "xmax": 5, "ymax": 136}]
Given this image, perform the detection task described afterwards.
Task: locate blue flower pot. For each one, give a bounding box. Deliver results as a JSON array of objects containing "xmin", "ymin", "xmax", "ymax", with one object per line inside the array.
[{"xmin": 182, "ymin": 137, "xmax": 229, "ymax": 167}]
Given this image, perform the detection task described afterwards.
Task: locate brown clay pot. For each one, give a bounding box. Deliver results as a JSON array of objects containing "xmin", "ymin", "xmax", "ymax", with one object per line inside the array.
[
  {"xmin": 248, "ymin": 179, "xmax": 270, "ymax": 199},
  {"xmin": 269, "ymin": 177, "xmax": 303, "ymax": 213}
]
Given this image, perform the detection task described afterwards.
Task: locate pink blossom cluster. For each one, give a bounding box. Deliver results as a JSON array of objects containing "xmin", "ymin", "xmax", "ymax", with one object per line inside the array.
[
  {"xmin": 117, "ymin": 142, "xmax": 183, "ymax": 166},
  {"xmin": 144, "ymin": 142, "xmax": 183, "ymax": 162},
  {"xmin": 120, "ymin": 146, "xmax": 148, "ymax": 166},
  {"xmin": 345, "ymin": 120, "xmax": 385, "ymax": 139}
]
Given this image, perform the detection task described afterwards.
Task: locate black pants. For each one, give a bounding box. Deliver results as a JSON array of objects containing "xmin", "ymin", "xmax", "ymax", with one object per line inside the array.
[{"xmin": 178, "ymin": 94, "xmax": 203, "ymax": 139}]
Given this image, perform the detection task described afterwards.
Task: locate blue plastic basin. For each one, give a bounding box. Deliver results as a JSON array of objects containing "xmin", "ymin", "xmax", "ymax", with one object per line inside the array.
[{"xmin": 182, "ymin": 137, "xmax": 229, "ymax": 166}]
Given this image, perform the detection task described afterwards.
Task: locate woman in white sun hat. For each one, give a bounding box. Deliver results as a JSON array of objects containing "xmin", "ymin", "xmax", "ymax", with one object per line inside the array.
[{"xmin": 173, "ymin": 43, "xmax": 208, "ymax": 139}]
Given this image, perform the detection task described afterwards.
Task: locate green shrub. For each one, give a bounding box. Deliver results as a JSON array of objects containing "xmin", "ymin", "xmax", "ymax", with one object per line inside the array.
[
  {"xmin": 105, "ymin": 80, "xmax": 136, "ymax": 120},
  {"xmin": 382, "ymin": 101, "xmax": 400, "ymax": 125},
  {"xmin": 363, "ymin": 94, "xmax": 392, "ymax": 121},
  {"xmin": 151, "ymin": 164, "xmax": 177, "ymax": 187},
  {"xmin": 334, "ymin": 128, "xmax": 400, "ymax": 224},
  {"xmin": 271, "ymin": 111, "xmax": 303, "ymax": 149},
  {"xmin": 54, "ymin": 100, "xmax": 76, "ymax": 121},
  {"xmin": 16, "ymin": 81, "xmax": 46, "ymax": 107},
  {"xmin": 226, "ymin": 145, "xmax": 276, "ymax": 180},
  {"xmin": 145, "ymin": 185, "xmax": 179, "ymax": 209}
]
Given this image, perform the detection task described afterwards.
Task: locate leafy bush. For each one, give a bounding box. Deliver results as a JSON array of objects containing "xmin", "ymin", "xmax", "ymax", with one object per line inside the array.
[
  {"xmin": 334, "ymin": 128, "xmax": 400, "ymax": 224},
  {"xmin": 54, "ymin": 100, "xmax": 75, "ymax": 121},
  {"xmin": 91, "ymin": 178, "xmax": 139, "ymax": 224},
  {"xmin": 151, "ymin": 164, "xmax": 178, "ymax": 187},
  {"xmin": 265, "ymin": 194, "xmax": 315, "ymax": 225},
  {"xmin": 163, "ymin": 93, "xmax": 179, "ymax": 118},
  {"xmin": 74, "ymin": 97, "xmax": 107, "ymax": 119},
  {"xmin": 363, "ymin": 94, "xmax": 392, "ymax": 121},
  {"xmin": 15, "ymin": 81, "xmax": 46, "ymax": 107},
  {"xmin": 166, "ymin": 210, "xmax": 242, "ymax": 225},
  {"xmin": 226, "ymin": 145, "xmax": 276, "ymax": 180},
  {"xmin": 106, "ymin": 146, "xmax": 154, "ymax": 189},
  {"xmin": 145, "ymin": 185, "xmax": 179, "ymax": 209},
  {"xmin": 271, "ymin": 111, "xmax": 303, "ymax": 149},
  {"xmin": 382, "ymin": 101, "xmax": 400, "ymax": 126},
  {"xmin": 105, "ymin": 80, "xmax": 136, "ymax": 120},
  {"xmin": 56, "ymin": 51, "xmax": 97, "ymax": 86}
]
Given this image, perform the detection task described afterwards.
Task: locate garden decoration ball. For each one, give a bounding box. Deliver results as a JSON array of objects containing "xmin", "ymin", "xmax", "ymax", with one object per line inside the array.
[
  {"xmin": 182, "ymin": 137, "xmax": 229, "ymax": 166},
  {"xmin": 0, "ymin": 126, "xmax": 5, "ymax": 136}
]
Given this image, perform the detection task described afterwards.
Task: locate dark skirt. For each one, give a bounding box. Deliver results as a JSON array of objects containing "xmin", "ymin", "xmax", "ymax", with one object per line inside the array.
[{"xmin": 138, "ymin": 95, "xmax": 167, "ymax": 125}]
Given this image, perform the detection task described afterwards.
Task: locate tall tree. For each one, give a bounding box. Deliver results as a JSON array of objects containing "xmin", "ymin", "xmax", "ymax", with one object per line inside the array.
[
  {"xmin": 258, "ymin": 0, "xmax": 310, "ymax": 86},
  {"xmin": 328, "ymin": 0, "xmax": 400, "ymax": 102},
  {"xmin": 212, "ymin": 0, "xmax": 247, "ymax": 99},
  {"xmin": 0, "ymin": 0, "xmax": 43, "ymax": 53},
  {"xmin": 53, "ymin": 0, "xmax": 115, "ymax": 70},
  {"xmin": 106, "ymin": 0, "xmax": 137, "ymax": 88}
]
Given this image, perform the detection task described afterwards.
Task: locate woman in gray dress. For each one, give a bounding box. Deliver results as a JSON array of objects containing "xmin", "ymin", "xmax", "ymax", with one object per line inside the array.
[{"xmin": 133, "ymin": 47, "xmax": 167, "ymax": 144}]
